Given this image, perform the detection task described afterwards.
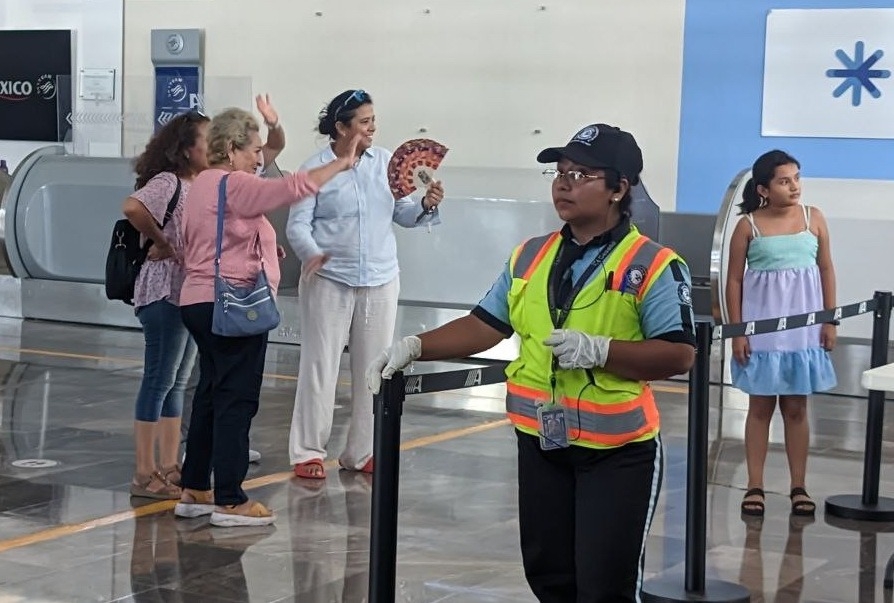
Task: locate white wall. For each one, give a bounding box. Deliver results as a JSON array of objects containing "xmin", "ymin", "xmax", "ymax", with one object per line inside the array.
[
  {"xmin": 122, "ymin": 0, "xmax": 686, "ymax": 209},
  {"xmin": 0, "ymin": 0, "xmax": 124, "ymax": 171}
]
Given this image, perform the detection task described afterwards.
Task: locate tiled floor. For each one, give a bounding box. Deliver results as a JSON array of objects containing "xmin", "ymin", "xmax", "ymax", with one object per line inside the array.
[{"xmin": 0, "ymin": 317, "xmax": 893, "ymax": 601}]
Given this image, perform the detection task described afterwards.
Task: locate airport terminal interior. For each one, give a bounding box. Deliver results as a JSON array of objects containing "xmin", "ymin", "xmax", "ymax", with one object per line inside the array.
[{"xmin": 0, "ymin": 317, "xmax": 893, "ymax": 602}]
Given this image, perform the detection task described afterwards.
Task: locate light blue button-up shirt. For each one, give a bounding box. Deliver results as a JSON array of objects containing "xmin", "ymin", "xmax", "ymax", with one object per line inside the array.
[{"xmin": 286, "ymin": 145, "xmax": 440, "ymax": 287}]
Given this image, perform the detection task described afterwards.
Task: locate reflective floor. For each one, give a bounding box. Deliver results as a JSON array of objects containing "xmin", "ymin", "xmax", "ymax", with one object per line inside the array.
[{"xmin": 0, "ymin": 318, "xmax": 894, "ymax": 601}]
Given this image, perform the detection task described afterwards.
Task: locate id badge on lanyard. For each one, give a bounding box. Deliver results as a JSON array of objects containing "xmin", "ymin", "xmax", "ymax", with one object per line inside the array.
[{"xmin": 538, "ymin": 241, "xmax": 616, "ymax": 451}]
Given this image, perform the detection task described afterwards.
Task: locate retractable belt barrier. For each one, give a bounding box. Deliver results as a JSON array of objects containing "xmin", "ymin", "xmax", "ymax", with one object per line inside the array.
[
  {"xmin": 643, "ymin": 290, "xmax": 891, "ymax": 603},
  {"xmin": 368, "ymin": 362, "xmax": 508, "ymax": 603},
  {"xmin": 369, "ymin": 292, "xmax": 892, "ymax": 603}
]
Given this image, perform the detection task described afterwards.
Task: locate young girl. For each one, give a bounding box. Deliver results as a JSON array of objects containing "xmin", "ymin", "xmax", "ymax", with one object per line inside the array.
[{"xmin": 726, "ymin": 149, "xmax": 837, "ymax": 518}]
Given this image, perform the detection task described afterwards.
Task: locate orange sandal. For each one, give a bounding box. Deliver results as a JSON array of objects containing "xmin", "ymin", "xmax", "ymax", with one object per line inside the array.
[
  {"xmin": 339, "ymin": 458, "xmax": 373, "ymax": 474},
  {"xmin": 293, "ymin": 459, "xmax": 326, "ymax": 480}
]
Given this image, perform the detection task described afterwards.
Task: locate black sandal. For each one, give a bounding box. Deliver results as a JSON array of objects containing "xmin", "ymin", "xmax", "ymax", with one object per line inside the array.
[
  {"xmin": 741, "ymin": 487, "xmax": 765, "ymax": 517},
  {"xmin": 790, "ymin": 487, "xmax": 816, "ymax": 516}
]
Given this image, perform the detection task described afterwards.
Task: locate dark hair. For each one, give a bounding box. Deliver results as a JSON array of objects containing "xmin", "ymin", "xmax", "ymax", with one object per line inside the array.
[
  {"xmin": 738, "ymin": 149, "xmax": 800, "ymax": 214},
  {"xmin": 603, "ymin": 170, "xmax": 633, "ymax": 217},
  {"xmin": 317, "ymin": 89, "xmax": 373, "ymax": 138},
  {"xmin": 133, "ymin": 111, "xmax": 210, "ymax": 189}
]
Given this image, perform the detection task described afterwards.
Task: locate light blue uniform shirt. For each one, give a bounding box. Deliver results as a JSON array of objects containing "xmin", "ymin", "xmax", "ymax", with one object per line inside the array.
[
  {"xmin": 286, "ymin": 145, "xmax": 440, "ymax": 287},
  {"xmin": 476, "ymin": 243, "xmax": 696, "ymax": 342}
]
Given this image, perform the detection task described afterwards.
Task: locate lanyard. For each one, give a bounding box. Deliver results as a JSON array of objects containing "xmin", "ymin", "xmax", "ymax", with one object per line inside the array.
[{"xmin": 547, "ymin": 241, "xmax": 617, "ymax": 330}]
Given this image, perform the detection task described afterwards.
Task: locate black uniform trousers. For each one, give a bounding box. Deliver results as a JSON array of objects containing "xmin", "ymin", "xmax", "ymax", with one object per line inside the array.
[{"xmin": 517, "ymin": 430, "xmax": 663, "ymax": 603}]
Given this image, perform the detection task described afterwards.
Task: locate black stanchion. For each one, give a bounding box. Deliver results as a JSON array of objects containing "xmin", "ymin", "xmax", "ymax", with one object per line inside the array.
[
  {"xmin": 368, "ymin": 371, "xmax": 406, "ymax": 603},
  {"xmin": 826, "ymin": 290, "xmax": 894, "ymax": 521},
  {"xmin": 643, "ymin": 321, "xmax": 750, "ymax": 603}
]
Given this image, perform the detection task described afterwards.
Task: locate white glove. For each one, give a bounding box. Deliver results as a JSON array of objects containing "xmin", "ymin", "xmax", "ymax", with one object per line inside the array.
[
  {"xmin": 366, "ymin": 336, "xmax": 423, "ymax": 394},
  {"xmin": 543, "ymin": 329, "xmax": 611, "ymax": 370}
]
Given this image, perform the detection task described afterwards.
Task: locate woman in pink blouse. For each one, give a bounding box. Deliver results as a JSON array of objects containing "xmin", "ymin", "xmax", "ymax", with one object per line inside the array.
[
  {"xmin": 174, "ymin": 108, "xmax": 359, "ymax": 526},
  {"xmin": 123, "ymin": 111, "xmax": 210, "ymax": 499}
]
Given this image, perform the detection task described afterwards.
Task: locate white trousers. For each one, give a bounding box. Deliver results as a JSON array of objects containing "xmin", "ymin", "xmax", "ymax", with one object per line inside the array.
[{"xmin": 288, "ymin": 274, "xmax": 399, "ymax": 468}]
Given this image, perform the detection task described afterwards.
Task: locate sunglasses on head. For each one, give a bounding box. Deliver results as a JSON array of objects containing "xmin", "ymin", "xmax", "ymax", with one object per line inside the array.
[{"xmin": 334, "ymin": 89, "xmax": 369, "ymax": 119}]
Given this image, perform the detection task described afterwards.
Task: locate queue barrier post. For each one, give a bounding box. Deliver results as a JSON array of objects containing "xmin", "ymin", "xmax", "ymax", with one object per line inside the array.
[
  {"xmin": 642, "ymin": 321, "xmax": 751, "ymax": 603},
  {"xmin": 368, "ymin": 371, "xmax": 406, "ymax": 603},
  {"xmin": 826, "ymin": 290, "xmax": 894, "ymax": 520},
  {"xmin": 367, "ymin": 363, "xmax": 508, "ymax": 602}
]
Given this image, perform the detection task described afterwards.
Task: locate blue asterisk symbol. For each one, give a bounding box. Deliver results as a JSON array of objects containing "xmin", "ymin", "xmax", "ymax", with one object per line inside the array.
[{"xmin": 826, "ymin": 41, "xmax": 890, "ymax": 107}]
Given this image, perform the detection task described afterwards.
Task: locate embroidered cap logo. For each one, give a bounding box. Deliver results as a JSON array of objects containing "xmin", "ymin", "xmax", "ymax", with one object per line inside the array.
[{"xmin": 572, "ymin": 125, "xmax": 600, "ymax": 146}]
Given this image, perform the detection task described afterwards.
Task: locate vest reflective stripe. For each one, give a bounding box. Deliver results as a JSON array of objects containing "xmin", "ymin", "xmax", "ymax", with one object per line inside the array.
[
  {"xmin": 610, "ymin": 237, "xmax": 671, "ymax": 295},
  {"xmin": 638, "ymin": 247, "xmax": 675, "ymax": 299},
  {"xmin": 511, "ymin": 232, "xmax": 560, "ymax": 280},
  {"xmin": 506, "ymin": 381, "xmax": 660, "ymax": 447},
  {"xmin": 609, "ymin": 237, "xmax": 648, "ymax": 290}
]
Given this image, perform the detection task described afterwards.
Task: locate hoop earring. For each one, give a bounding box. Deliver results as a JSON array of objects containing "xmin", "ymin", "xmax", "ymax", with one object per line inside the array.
[{"xmin": 759, "ymin": 196, "xmax": 768, "ymax": 207}]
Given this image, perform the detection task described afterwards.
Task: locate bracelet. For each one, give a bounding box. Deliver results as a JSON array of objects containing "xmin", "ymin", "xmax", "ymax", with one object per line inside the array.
[
  {"xmin": 266, "ymin": 121, "xmax": 279, "ymax": 130},
  {"xmin": 825, "ymin": 320, "xmax": 840, "ymax": 326},
  {"xmin": 422, "ymin": 196, "xmax": 435, "ymax": 213}
]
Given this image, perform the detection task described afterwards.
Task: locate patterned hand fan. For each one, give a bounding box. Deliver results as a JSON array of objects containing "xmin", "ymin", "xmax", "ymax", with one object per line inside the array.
[{"xmin": 387, "ymin": 138, "xmax": 449, "ymax": 199}]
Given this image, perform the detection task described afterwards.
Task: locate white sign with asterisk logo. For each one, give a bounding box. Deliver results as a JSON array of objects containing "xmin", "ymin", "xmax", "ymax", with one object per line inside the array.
[{"xmin": 762, "ymin": 8, "xmax": 894, "ymax": 139}]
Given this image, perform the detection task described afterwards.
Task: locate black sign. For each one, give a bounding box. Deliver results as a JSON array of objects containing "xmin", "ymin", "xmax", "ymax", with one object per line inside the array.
[{"xmin": 0, "ymin": 30, "xmax": 72, "ymax": 142}]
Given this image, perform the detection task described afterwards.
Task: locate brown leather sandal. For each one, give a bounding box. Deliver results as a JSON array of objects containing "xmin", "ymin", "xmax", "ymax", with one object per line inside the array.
[
  {"xmin": 741, "ymin": 487, "xmax": 765, "ymax": 517},
  {"xmin": 130, "ymin": 471, "xmax": 181, "ymax": 500},
  {"xmin": 790, "ymin": 487, "xmax": 816, "ymax": 516},
  {"xmin": 161, "ymin": 464, "xmax": 182, "ymax": 487}
]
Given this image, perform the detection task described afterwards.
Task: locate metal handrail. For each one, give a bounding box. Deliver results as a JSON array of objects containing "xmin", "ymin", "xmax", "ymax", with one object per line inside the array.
[{"xmin": 709, "ymin": 168, "xmax": 750, "ymax": 324}]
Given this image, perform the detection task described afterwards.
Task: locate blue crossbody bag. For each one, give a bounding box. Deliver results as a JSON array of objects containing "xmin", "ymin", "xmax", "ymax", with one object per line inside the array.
[{"xmin": 211, "ymin": 174, "xmax": 281, "ymax": 337}]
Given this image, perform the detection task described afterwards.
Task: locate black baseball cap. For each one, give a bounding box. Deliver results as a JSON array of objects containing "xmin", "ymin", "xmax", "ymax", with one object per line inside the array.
[{"xmin": 537, "ymin": 124, "xmax": 643, "ymax": 185}]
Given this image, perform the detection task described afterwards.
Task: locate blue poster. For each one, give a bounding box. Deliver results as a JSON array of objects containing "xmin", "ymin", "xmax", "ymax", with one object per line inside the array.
[{"xmin": 153, "ymin": 66, "xmax": 202, "ymax": 133}]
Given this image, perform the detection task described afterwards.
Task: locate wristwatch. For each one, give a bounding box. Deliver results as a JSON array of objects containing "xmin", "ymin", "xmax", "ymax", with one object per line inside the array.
[{"xmin": 825, "ymin": 320, "xmax": 840, "ymax": 326}]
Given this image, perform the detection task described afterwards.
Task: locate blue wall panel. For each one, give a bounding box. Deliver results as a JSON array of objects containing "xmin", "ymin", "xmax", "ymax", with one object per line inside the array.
[{"xmin": 677, "ymin": 0, "xmax": 894, "ymax": 213}]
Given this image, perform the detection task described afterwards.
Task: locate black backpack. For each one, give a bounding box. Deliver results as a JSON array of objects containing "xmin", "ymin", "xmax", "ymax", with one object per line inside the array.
[{"xmin": 105, "ymin": 179, "xmax": 181, "ymax": 305}]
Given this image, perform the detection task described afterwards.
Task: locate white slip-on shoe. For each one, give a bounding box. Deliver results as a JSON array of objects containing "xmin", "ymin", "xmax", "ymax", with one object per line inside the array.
[{"xmin": 174, "ymin": 490, "xmax": 215, "ymax": 518}]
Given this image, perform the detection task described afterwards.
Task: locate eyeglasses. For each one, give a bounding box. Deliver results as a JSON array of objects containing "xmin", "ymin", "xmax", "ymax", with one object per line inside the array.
[
  {"xmin": 334, "ymin": 89, "xmax": 370, "ymax": 119},
  {"xmin": 542, "ymin": 169, "xmax": 606, "ymax": 184}
]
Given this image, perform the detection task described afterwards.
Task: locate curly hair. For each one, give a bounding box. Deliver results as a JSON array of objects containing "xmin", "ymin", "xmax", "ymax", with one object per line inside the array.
[
  {"xmin": 133, "ymin": 111, "xmax": 210, "ymax": 190},
  {"xmin": 207, "ymin": 108, "xmax": 260, "ymax": 166}
]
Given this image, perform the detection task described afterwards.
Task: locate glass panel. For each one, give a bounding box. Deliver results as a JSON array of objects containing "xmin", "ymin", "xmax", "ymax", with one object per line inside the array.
[{"xmin": 54, "ymin": 75, "xmax": 254, "ymax": 158}]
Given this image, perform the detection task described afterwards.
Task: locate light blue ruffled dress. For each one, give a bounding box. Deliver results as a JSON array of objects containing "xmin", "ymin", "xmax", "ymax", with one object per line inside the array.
[{"xmin": 731, "ymin": 205, "xmax": 837, "ymax": 396}]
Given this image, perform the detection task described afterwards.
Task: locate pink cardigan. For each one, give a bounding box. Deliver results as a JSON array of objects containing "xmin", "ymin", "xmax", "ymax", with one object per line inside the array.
[{"xmin": 179, "ymin": 169, "xmax": 319, "ymax": 306}]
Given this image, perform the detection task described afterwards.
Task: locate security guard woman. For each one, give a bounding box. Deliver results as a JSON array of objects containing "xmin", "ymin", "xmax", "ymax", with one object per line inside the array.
[{"xmin": 367, "ymin": 124, "xmax": 696, "ymax": 603}]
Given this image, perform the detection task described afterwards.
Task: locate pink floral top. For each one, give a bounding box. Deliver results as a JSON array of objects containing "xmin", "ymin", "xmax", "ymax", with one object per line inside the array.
[{"xmin": 130, "ymin": 172, "xmax": 189, "ymax": 308}]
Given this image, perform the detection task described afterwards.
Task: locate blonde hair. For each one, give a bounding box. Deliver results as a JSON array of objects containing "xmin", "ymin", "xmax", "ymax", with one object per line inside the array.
[{"xmin": 207, "ymin": 108, "xmax": 259, "ymax": 165}]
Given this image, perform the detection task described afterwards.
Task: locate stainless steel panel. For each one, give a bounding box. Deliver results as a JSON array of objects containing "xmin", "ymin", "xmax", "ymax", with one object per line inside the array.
[
  {"xmin": 0, "ymin": 275, "xmax": 22, "ymax": 319},
  {"xmin": 21, "ymin": 280, "xmax": 139, "ymax": 328}
]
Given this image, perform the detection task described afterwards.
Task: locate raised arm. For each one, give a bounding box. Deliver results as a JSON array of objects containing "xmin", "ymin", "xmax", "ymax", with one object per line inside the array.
[
  {"xmin": 257, "ymin": 94, "xmax": 285, "ymax": 167},
  {"xmin": 228, "ymin": 135, "xmax": 360, "ymax": 219}
]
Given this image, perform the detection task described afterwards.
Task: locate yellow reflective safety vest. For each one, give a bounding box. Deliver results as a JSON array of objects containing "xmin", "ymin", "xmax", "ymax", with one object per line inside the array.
[{"xmin": 505, "ymin": 225, "xmax": 681, "ymax": 449}]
